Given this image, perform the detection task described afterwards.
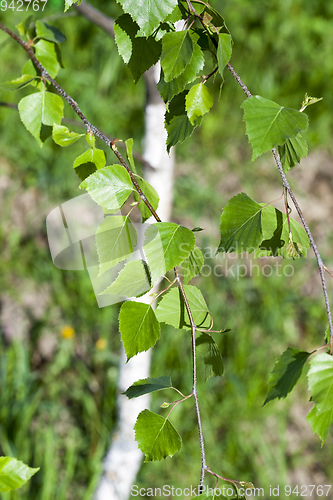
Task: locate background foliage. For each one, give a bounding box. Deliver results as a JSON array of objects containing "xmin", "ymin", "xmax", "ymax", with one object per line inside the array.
[{"xmin": 0, "ymin": 0, "xmax": 333, "ymax": 498}]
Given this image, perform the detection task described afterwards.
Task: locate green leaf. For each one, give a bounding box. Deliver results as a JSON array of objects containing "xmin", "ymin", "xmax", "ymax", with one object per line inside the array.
[
  {"xmin": 263, "ymin": 347, "xmax": 311, "ymax": 405},
  {"xmin": 64, "ymin": 0, "xmax": 81, "ymax": 12},
  {"xmin": 16, "ymin": 16, "xmax": 33, "ymax": 37},
  {"xmin": 18, "ymin": 91, "xmax": 63, "ymax": 146},
  {"xmin": 80, "ymin": 165, "xmax": 134, "ymax": 210},
  {"xmin": 0, "ymin": 75, "xmax": 38, "ymax": 91},
  {"xmin": 74, "ymin": 148, "xmax": 106, "ymax": 177},
  {"xmin": 119, "ymin": 302, "xmax": 160, "ymax": 360},
  {"xmin": 165, "ymin": 91, "xmax": 197, "ymax": 152},
  {"xmin": 307, "ymin": 353, "xmax": 333, "ymax": 444},
  {"xmin": 133, "ymin": 176, "xmax": 159, "ymax": 222},
  {"xmin": 34, "ymin": 39, "xmax": 61, "ymax": 79},
  {"xmin": 157, "ymin": 40, "xmax": 204, "ymax": 103},
  {"xmin": 217, "ymin": 33, "xmax": 232, "ymax": 79},
  {"xmin": 35, "ymin": 20, "xmax": 66, "ymax": 43},
  {"xmin": 161, "ymin": 31, "xmax": 193, "ymax": 82},
  {"xmin": 100, "ymin": 260, "xmax": 151, "ymax": 297},
  {"xmin": 125, "ymin": 137, "xmax": 137, "ymax": 172},
  {"xmin": 114, "ymin": 13, "xmax": 162, "ymax": 82},
  {"xmin": 156, "ymin": 285, "xmax": 211, "ymax": 330},
  {"xmin": 186, "ymin": 83, "xmax": 214, "ymax": 125},
  {"xmin": 123, "ymin": 376, "xmax": 172, "ymax": 399},
  {"xmin": 129, "ymin": 37, "xmax": 161, "ymax": 83},
  {"xmin": 86, "ymin": 132, "xmax": 95, "ymax": 148},
  {"xmin": 144, "ymin": 222, "xmax": 195, "ymax": 284},
  {"xmin": 180, "ymin": 246, "xmax": 204, "ymax": 284},
  {"xmin": 116, "ymin": 0, "xmax": 178, "ymax": 37},
  {"xmin": 241, "ymin": 95, "xmax": 309, "ymax": 160},
  {"xmin": 52, "ymin": 124, "xmax": 84, "ymax": 147},
  {"xmin": 277, "ymin": 133, "xmax": 308, "ymax": 173},
  {"xmin": 96, "ymin": 216, "xmax": 138, "ymax": 276},
  {"xmin": 197, "ymin": 333, "xmax": 224, "ymax": 381},
  {"xmin": 0, "ymin": 457, "xmax": 39, "ymax": 493},
  {"xmin": 217, "ymin": 192, "xmax": 309, "ymax": 258},
  {"xmin": 257, "ymin": 205, "xmax": 309, "ymax": 259},
  {"xmin": 114, "ymin": 14, "xmax": 135, "ymax": 65},
  {"xmin": 134, "ymin": 409, "xmax": 181, "ymax": 462}
]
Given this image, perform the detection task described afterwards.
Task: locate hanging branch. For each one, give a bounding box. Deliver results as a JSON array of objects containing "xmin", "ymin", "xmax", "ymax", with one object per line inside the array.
[{"xmin": 0, "ymin": 20, "xmax": 208, "ymax": 488}]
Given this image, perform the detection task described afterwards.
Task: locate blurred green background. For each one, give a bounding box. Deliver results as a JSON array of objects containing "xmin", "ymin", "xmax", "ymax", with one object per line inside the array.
[{"xmin": 0, "ymin": 0, "xmax": 333, "ymax": 498}]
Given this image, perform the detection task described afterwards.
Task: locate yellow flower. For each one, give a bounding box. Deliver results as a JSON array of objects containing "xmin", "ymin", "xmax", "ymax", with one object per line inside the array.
[
  {"xmin": 61, "ymin": 325, "xmax": 75, "ymax": 339},
  {"xmin": 95, "ymin": 338, "xmax": 107, "ymax": 350}
]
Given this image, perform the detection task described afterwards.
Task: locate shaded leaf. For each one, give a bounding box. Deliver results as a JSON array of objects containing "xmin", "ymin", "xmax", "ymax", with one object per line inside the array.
[
  {"xmin": 74, "ymin": 148, "xmax": 106, "ymax": 175},
  {"xmin": 165, "ymin": 91, "xmax": 197, "ymax": 152},
  {"xmin": 18, "ymin": 91, "xmax": 63, "ymax": 146},
  {"xmin": 123, "ymin": 376, "xmax": 172, "ymax": 399},
  {"xmin": 161, "ymin": 31, "xmax": 193, "ymax": 82},
  {"xmin": 52, "ymin": 124, "xmax": 84, "ymax": 147},
  {"xmin": 144, "ymin": 222, "xmax": 195, "ymax": 284},
  {"xmin": 100, "ymin": 259, "xmax": 151, "ymax": 297},
  {"xmin": 15, "ymin": 16, "xmax": 33, "ymax": 37},
  {"xmin": 133, "ymin": 176, "xmax": 159, "ymax": 222},
  {"xmin": 197, "ymin": 333, "xmax": 224, "ymax": 381},
  {"xmin": 96, "ymin": 215, "xmax": 137, "ymax": 276},
  {"xmin": 277, "ymin": 133, "xmax": 308, "ymax": 173},
  {"xmin": 241, "ymin": 95, "xmax": 308, "ymax": 160},
  {"xmin": 156, "ymin": 285, "xmax": 211, "ymax": 330},
  {"xmin": 80, "ymin": 165, "xmax": 134, "ymax": 210},
  {"xmin": 119, "ymin": 302, "xmax": 160, "ymax": 360},
  {"xmin": 264, "ymin": 347, "xmax": 311, "ymax": 405},
  {"xmin": 134, "ymin": 409, "xmax": 181, "ymax": 462},
  {"xmin": 0, "ymin": 457, "xmax": 39, "ymax": 493},
  {"xmin": 117, "ymin": 0, "xmax": 178, "ymax": 37},
  {"xmin": 186, "ymin": 82, "xmax": 214, "ymax": 125},
  {"xmin": 307, "ymin": 353, "xmax": 333, "ymax": 444}
]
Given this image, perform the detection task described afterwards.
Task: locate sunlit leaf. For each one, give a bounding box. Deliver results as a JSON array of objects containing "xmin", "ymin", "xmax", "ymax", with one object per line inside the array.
[
  {"xmin": 217, "ymin": 192, "xmax": 309, "ymax": 258},
  {"xmin": 156, "ymin": 285, "xmax": 211, "ymax": 330},
  {"xmin": 34, "ymin": 39, "xmax": 61, "ymax": 79},
  {"xmin": 217, "ymin": 33, "xmax": 232, "ymax": 79},
  {"xmin": 180, "ymin": 246, "xmax": 204, "ymax": 284},
  {"xmin": 18, "ymin": 91, "xmax": 63, "ymax": 146},
  {"xmin": 241, "ymin": 95, "xmax": 308, "ymax": 160},
  {"xmin": 144, "ymin": 222, "xmax": 195, "ymax": 284},
  {"xmin": 133, "ymin": 176, "xmax": 159, "ymax": 222},
  {"xmin": 52, "ymin": 124, "xmax": 84, "ymax": 147},
  {"xmin": 0, "ymin": 457, "xmax": 39, "ymax": 493},
  {"xmin": 116, "ymin": 0, "xmax": 178, "ymax": 37},
  {"xmin": 186, "ymin": 82, "xmax": 214, "ymax": 125},
  {"xmin": 134, "ymin": 409, "xmax": 181, "ymax": 462},
  {"xmin": 278, "ymin": 133, "xmax": 308, "ymax": 173},
  {"xmin": 100, "ymin": 259, "xmax": 151, "ymax": 297},
  {"xmin": 96, "ymin": 215, "xmax": 137, "ymax": 275},
  {"xmin": 263, "ymin": 347, "xmax": 311, "ymax": 405},
  {"xmin": 0, "ymin": 75, "xmax": 37, "ymax": 91},
  {"xmin": 80, "ymin": 165, "xmax": 134, "ymax": 210},
  {"xmin": 119, "ymin": 302, "xmax": 160, "ymax": 360},
  {"xmin": 307, "ymin": 353, "xmax": 333, "ymax": 444},
  {"xmin": 161, "ymin": 31, "xmax": 193, "ymax": 82},
  {"xmin": 123, "ymin": 376, "xmax": 172, "ymax": 399},
  {"xmin": 35, "ymin": 20, "xmax": 66, "ymax": 43}
]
